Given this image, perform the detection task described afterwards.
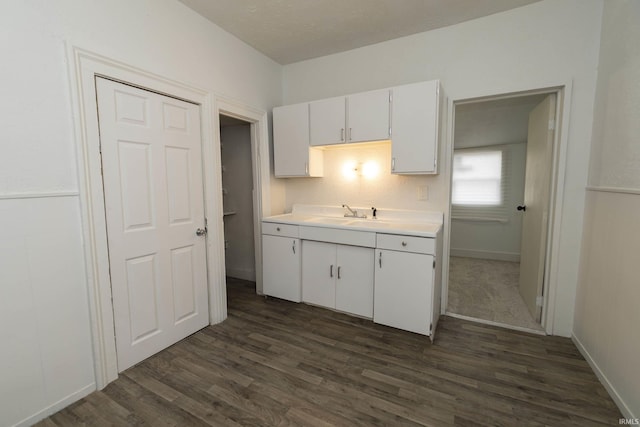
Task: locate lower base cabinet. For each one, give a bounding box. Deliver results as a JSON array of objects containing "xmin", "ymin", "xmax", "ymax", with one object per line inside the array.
[
  {"xmin": 374, "ymin": 249, "xmax": 435, "ymax": 336},
  {"xmin": 302, "ymin": 241, "xmax": 374, "ymax": 318},
  {"xmin": 262, "ymin": 234, "xmax": 301, "ymax": 302}
]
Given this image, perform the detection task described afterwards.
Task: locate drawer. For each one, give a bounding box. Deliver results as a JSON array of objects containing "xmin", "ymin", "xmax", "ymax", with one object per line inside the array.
[
  {"xmin": 262, "ymin": 221, "xmax": 299, "ymax": 238},
  {"xmin": 376, "ymin": 233, "xmax": 435, "ymax": 254},
  {"xmin": 300, "ymin": 226, "xmax": 376, "ymax": 248}
]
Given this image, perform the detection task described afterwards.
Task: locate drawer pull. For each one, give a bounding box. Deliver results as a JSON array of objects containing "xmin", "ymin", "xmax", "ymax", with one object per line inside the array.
[
  {"xmin": 402, "ymin": 241, "xmax": 407, "ymax": 247},
  {"xmin": 277, "ymin": 227, "xmax": 281, "ymax": 231}
]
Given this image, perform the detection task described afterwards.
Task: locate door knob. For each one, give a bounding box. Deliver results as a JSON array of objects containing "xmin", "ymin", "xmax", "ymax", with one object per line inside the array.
[
  {"xmin": 517, "ymin": 205, "xmax": 527, "ymax": 212},
  {"xmin": 196, "ymin": 228, "xmax": 207, "ymax": 236}
]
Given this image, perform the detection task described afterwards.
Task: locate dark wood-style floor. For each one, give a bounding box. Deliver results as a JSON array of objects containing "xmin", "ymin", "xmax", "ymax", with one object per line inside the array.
[{"xmin": 37, "ymin": 278, "xmax": 621, "ymax": 426}]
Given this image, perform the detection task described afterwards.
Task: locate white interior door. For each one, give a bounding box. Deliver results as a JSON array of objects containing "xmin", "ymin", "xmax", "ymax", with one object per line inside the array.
[
  {"xmin": 96, "ymin": 77, "xmax": 209, "ymax": 371},
  {"xmin": 519, "ymin": 94, "xmax": 556, "ymax": 322}
]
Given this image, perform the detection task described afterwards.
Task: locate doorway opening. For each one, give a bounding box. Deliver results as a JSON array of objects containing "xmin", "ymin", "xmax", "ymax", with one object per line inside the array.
[
  {"xmin": 218, "ymin": 114, "xmax": 258, "ymax": 297},
  {"xmin": 446, "ymin": 91, "xmax": 561, "ymax": 333}
]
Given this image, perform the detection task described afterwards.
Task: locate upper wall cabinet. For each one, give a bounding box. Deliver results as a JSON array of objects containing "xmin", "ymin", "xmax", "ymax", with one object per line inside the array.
[
  {"xmin": 390, "ymin": 81, "xmax": 441, "ymax": 175},
  {"xmin": 348, "ymin": 89, "xmax": 392, "ymax": 143},
  {"xmin": 272, "ymin": 80, "xmax": 442, "ymax": 177},
  {"xmin": 309, "ymin": 96, "xmax": 346, "ymax": 146},
  {"xmin": 273, "ymin": 103, "xmax": 323, "ymax": 177},
  {"xmin": 309, "ymin": 89, "xmax": 391, "ymax": 146}
]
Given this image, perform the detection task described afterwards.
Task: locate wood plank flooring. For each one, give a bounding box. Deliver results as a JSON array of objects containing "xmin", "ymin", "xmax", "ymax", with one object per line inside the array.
[{"xmin": 36, "ymin": 278, "xmax": 621, "ymax": 426}]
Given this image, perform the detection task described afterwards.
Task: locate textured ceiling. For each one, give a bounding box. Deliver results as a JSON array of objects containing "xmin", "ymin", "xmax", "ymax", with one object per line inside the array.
[{"xmin": 179, "ymin": 0, "xmax": 542, "ymax": 64}]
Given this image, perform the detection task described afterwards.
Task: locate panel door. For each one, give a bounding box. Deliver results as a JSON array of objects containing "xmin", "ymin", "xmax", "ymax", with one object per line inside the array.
[
  {"xmin": 391, "ymin": 81, "xmax": 440, "ymax": 174},
  {"xmin": 96, "ymin": 77, "xmax": 209, "ymax": 372},
  {"xmin": 302, "ymin": 241, "xmax": 336, "ymax": 308},
  {"xmin": 309, "ymin": 96, "xmax": 346, "ymax": 146},
  {"xmin": 519, "ymin": 94, "xmax": 556, "ymax": 322},
  {"xmin": 273, "ymin": 103, "xmax": 310, "ymax": 177},
  {"xmin": 262, "ymin": 235, "xmax": 301, "ymax": 302},
  {"xmin": 347, "ymin": 89, "xmax": 390, "ymax": 143},
  {"xmin": 335, "ymin": 245, "xmax": 374, "ymax": 318},
  {"xmin": 374, "ymin": 249, "xmax": 433, "ymax": 335}
]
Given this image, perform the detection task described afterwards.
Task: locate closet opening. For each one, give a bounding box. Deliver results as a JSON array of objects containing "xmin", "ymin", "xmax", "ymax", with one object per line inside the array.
[{"xmin": 219, "ymin": 114, "xmax": 257, "ymax": 296}]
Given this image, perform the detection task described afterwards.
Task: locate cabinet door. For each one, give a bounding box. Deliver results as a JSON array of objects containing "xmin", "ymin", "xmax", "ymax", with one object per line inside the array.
[
  {"xmin": 262, "ymin": 235, "xmax": 301, "ymax": 302},
  {"xmin": 302, "ymin": 241, "xmax": 336, "ymax": 308},
  {"xmin": 374, "ymin": 249, "xmax": 433, "ymax": 335},
  {"xmin": 391, "ymin": 81, "xmax": 440, "ymax": 174},
  {"xmin": 335, "ymin": 245, "xmax": 374, "ymax": 318},
  {"xmin": 273, "ymin": 103, "xmax": 321, "ymax": 177},
  {"xmin": 309, "ymin": 96, "xmax": 346, "ymax": 146},
  {"xmin": 347, "ymin": 89, "xmax": 390, "ymax": 143}
]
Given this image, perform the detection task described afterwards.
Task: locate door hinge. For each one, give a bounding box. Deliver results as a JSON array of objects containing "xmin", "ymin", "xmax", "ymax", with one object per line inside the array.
[
  {"xmin": 548, "ymin": 119, "xmax": 555, "ymax": 131},
  {"xmin": 536, "ymin": 296, "xmax": 544, "ymax": 307}
]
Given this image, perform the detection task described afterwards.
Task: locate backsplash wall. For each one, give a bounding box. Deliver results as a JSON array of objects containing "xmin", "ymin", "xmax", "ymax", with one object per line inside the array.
[{"xmin": 283, "ymin": 142, "xmax": 447, "ymax": 213}]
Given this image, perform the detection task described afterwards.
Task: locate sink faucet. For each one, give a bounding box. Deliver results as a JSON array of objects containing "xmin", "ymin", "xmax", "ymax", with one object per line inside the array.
[{"xmin": 342, "ymin": 204, "xmax": 367, "ymax": 218}]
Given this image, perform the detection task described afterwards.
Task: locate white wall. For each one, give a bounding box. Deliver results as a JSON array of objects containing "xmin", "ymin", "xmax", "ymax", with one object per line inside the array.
[
  {"xmin": 283, "ymin": 142, "xmax": 440, "ymax": 212},
  {"xmin": 282, "ymin": 0, "xmax": 604, "ymax": 336},
  {"xmin": 0, "ymin": 1, "xmax": 282, "ymax": 426},
  {"xmin": 573, "ymin": 0, "xmax": 640, "ymax": 418},
  {"xmin": 221, "ymin": 124, "xmax": 256, "ymax": 281}
]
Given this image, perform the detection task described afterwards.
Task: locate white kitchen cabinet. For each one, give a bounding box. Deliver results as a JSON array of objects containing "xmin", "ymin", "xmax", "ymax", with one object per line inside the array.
[
  {"xmin": 309, "ymin": 96, "xmax": 346, "ymax": 146},
  {"xmin": 273, "ymin": 103, "xmax": 323, "ymax": 177},
  {"xmin": 262, "ymin": 223, "xmax": 301, "ymax": 302},
  {"xmin": 347, "ymin": 89, "xmax": 391, "ymax": 143},
  {"xmin": 302, "ymin": 241, "xmax": 374, "ymax": 318},
  {"xmin": 390, "ymin": 80, "xmax": 441, "ymax": 174},
  {"xmin": 374, "ymin": 232, "xmax": 441, "ymax": 338},
  {"xmin": 309, "ymin": 89, "xmax": 390, "ymax": 146}
]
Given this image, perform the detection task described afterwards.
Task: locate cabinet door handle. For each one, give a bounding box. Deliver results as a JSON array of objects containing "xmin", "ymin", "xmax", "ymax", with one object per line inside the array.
[
  {"xmin": 379, "ymin": 251, "xmax": 382, "ymax": 268},
  {"xmin": 330, "ymin": 264, "xmax": 334, "ymax": 278},
  {"xmin": 337, "ymin": 266, "xmax": 341, "ymax": 279},
  {"xmin": 292, "ymin": 240, "xmax": 296, "ymax": 254},
  {"xmin": 348, "ymin": 128, "xmax": 352, "ymax": 141},
  {"xmin": 305, "ymin": 162, "xmax": 309, "ymax": 175},
  {"xmin": 341, "ymin": 128, "xmax": 345, "ymax": 142},
  {"xmin": 391, "ymin": 158, "xmax": 396, "ymax": 171}
]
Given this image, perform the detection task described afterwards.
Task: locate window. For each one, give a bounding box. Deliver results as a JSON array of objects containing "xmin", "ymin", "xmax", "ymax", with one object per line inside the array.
[
  {"xmin": 452, "ymin": 150, "xmax": 502, "ymax": 206},
  {"xmin": 451, "ymin": 146, "xmax": 511, "ymax": 222}
]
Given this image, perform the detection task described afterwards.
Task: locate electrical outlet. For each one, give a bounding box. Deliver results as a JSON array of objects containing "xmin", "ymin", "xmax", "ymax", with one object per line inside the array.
[{"xmin": 417, "ymin": 185, "xmax": 428, "ymax": 201}]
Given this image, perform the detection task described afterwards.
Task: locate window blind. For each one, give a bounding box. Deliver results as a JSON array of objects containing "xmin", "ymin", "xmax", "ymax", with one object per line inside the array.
[{"xmin": 451, "ymin": 144, "xmax": 513, "ymax": 223}]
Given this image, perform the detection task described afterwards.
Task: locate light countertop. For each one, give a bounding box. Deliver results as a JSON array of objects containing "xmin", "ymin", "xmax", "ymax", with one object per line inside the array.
[{"xmin": 263, "ymin": 207, "xmax": 442, "ymax": 238}]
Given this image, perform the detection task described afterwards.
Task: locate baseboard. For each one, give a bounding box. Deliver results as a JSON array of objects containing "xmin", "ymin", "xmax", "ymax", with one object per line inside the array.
[
  {"xmin": 12, "ymin": 383, "xmax": 95, "ymax": 427},
  {"xmin": 225, "ymin": 267, "xmax": 256, "ymax": 282},
  {"xmin": 450, "ymin": 249, "xmax": 519, "ymax": 262},
  {"xmin": 572, "ymin": 333, "xmax": 636, "ymax": 420}
]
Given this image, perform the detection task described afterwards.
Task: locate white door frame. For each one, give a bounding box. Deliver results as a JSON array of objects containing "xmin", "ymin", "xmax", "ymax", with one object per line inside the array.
[
  {"xmin": 440, "ymin": 81, "xmax": 573, "ymax": 336},
  {"xmin": 66, "ymin": 46, "xmax": 270, "ymax": 389},
  {"xmin": 214, "ymin": 99, "xmax": 270, "ymax": 297}
]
